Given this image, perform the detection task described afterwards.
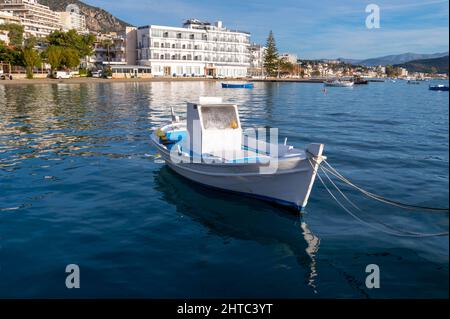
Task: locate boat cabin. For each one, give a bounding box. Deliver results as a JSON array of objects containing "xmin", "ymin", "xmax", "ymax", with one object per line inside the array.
[{"xmin": 187, "ymin": 97, "xmax": 242, "ymax": 155}]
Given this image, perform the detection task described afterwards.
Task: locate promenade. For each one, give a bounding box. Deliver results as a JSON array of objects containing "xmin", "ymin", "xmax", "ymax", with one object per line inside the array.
[{"xmin": 0, "ymin": 76, "xmax": 325, "ymax": 85}]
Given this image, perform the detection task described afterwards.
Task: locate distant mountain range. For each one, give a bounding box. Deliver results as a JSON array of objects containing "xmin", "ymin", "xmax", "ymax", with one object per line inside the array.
[
  {"xmin": 38, "ymin": 0, "xmax": 132, "ymax": 33},
  {"xmin": 394, "ymin": 56, "xmax": 449, "ymax": 74},
  {"xmin": 338, "ymin": 52, "xmax": 449, "ymax": 66}
]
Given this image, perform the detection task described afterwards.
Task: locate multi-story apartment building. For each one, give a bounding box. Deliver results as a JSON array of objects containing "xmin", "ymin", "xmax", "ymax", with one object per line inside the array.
[
  {"xmin": 0, "ymin": 9, "xmax": 20, "ymax": 24},
  {"xmin": 0, "ymin": 0, "xmax": 61, "ymax": 38},
  {"xmin": 89, "ymin": 32, "xmax": 127, "ymax": 67},
  {"xmin": 248, "ymin": 43, "xmax": 266, "ymax": 76},
  {"xmin": 0, "ymin": 10, "xmax": 21, "ymax": 45},
  {"xmin": 59, "ymin": 9, "xmax": 86, "ymax": 33},
  {"xmin": 134, "ymin": 19, "xmax": 250, "ymax": 77}
]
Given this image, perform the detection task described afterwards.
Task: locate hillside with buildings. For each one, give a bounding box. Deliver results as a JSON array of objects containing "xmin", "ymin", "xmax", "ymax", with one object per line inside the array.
[
  {"xmin": 339, "ymin": 52, "xmax": 448, "ymax": 66},
  {"xmin": 394, "ymin": 55, "xmax": 449, "ymax": 75},
  {"xmin": 38, "ymin": 0, "xmax": 131, "ymax": 32}
]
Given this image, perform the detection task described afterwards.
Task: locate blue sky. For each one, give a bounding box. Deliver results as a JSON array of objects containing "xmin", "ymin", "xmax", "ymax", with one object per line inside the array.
[{"xmin": 84, "ymin": 0, "xmax": 449, "ymax": 59}]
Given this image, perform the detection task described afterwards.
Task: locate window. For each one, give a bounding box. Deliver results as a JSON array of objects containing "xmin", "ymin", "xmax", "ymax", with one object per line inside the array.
[
  {"xmin": 189, "ymin": 34, "xmax": 194, "ymax": 39},
  {"xmin": 201, "ymin": 106, "xmax": 239, "ymax": 130},
  {"xmin": 177, "ymin": 33, "xmax": 182, "ymax": 39},
  {"xmin": 151, "ymin": 29, "xmax": 162, "ymax": 37},
  {"xmin": 163, "ymin": 32, "xmax": 168, "ymax": 38},
  {"xmin": 160, "ymin": 54, "xmax": 164, "ymax": 59}
]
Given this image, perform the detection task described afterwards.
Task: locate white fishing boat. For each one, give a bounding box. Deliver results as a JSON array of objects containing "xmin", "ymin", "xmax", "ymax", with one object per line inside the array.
[
  {"xmin": 151, "ymin": 97, "xmax": 326, "ymax": 211},
  {"xmin": 323, "ymin": 79, "xmax": 354, "ymax": 87}
]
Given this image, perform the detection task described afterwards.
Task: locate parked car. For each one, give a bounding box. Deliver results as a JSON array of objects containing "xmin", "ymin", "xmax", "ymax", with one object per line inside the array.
[
  {"xmin": 0, "ymin": 70, "xmax": 13, "ymax": 80},
  {"xmin": 91, "ymin": 70, "xmax": 102, "ymax": 78},
  {"xmin": 53, "ymin": 71, "xmax": 72, "ymax": 79}
]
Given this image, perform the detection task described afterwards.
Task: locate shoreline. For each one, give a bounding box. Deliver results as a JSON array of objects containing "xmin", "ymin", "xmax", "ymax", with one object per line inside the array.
[{"xmin": 0, "ymin": 76, "xmax": 326, "ymax": 86}]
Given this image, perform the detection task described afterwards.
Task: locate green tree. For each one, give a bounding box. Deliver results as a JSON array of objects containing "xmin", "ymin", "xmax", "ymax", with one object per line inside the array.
[
  {"xmin": 47, "ymin": 29, "xmax": 95, "ymax": 58},
  {"xmin": 47, "ymin": 30, "xmax": 69, "ymax": 47},
  {"xmin": 0, "ymin": 23, "xmax": 24, "ymax": 48},
  {"xmin": 277, "ymin": 58, "xmax": 294, "ymax": 77},
  {"xmin": 311, "ymin": 69, "xmax": 321, "ymax": 77},
  {"xmin": 263, "ymin": 31, "xmax": 278, "ymax": 77},
  {"xmin": 21, "ymin": 36, "xmax": 41, "ymax": 78},
  {"xmin": 45, "ymin": 45, "xmax": 63, "ymax": 73},
  {"xmin": 0, "ymin": 41, "xmax": 23, "ymax": 69},
  {"xmin": 22, "ymin": 47, "xmax": 41, "ymax": 79},
  {"xmin": 385, "ymin": 65, "xmax": 401, "ymax": 77},
  {"xmin": 77, "ymin": 33, "xmax": 96, "ymax": 59},
  {"xmin": 62, "ymin": 48, "xmax": 80, "ymax": 69}
]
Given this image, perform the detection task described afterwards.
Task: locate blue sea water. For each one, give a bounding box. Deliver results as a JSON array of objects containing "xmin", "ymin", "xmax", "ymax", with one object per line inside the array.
[{"xmin": 0, "ymin": 80, "xmax": 448, "ymax": 298}]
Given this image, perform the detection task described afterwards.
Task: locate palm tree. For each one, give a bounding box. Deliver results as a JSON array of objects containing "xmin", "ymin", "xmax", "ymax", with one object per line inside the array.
[{"xmin": 101, "ymin": 39, "xmax": 113, "ymax": 66}]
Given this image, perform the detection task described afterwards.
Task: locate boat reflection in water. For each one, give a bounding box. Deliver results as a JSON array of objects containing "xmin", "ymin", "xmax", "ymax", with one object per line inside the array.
[
  {"xmin": 300, "ymin": 221, "xmax": 320, "ymax": 293},
  {"xmin": 153, "ymin": 166, "xmax": 321, "ymax": 294}
]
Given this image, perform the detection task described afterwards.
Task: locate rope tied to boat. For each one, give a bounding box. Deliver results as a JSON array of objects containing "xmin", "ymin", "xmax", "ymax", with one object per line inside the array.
[
  {"xmin": 306, "ymin": 155, "xmax": 449, "ymax": 238},
  {"xmin": 306, "ymin": 152, "xmax": 449, "ymax": 213}
]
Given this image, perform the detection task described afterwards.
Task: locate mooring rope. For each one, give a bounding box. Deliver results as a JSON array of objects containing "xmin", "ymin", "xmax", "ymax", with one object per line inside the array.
[
  {"xmin": 307, "ymin": 158, "xmax": 449, "ymax": 237},
  {"xmin": 307, "ymin": 154, "xmax": 449, "ymax": 213},
  {"xmin": 318, "ymin": 165, "xmax": 437, "ymax": 236}
]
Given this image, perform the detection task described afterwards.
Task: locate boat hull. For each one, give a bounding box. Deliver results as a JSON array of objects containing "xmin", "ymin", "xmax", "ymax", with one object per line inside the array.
[
  {"xmin": 151, "ymin": 134, "xmax": 323, "ymax": 211},
  {"xmin": 166, "ymin": 160, "xmax": 319, "ymax": 211},
  {"xmin": 324, "ymin": 82, "xmax": 354, "ymax": 87},
  {"xmin": 429, "ymin": 86, "xmax": 449, "ymax": 91}
]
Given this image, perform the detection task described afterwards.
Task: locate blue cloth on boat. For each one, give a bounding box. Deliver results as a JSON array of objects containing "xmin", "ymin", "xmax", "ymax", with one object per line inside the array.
[{"xmin": 165, "ymin": 131, "xmax": 187, "ymax": 142}]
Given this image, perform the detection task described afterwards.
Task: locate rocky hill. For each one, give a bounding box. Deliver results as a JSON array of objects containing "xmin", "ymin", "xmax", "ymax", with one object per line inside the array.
[{"xmin": 38, "ymin": 0, "xmax": 132, "ymax": 33}]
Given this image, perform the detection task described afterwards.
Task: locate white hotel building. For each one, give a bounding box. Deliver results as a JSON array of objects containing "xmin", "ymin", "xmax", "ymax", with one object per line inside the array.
[
  {"xmin": 0, "ymin": 0, "xmax": 61, "ymax": 38},
  {"xmin": 59, "ymin": 10, "xmax": 87, "ymax": 33},
  {"xmin": 135, "ymin": 19, "xmax": 250, "ymax": 77}
]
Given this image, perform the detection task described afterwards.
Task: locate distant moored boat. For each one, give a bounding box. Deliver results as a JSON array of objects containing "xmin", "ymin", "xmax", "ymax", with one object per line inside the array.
[
  {"xmin": 324, "ymin": 79, "xmax": 354, "ymax": 87},
  {"xmin": 353, "ymin": 76, "xmax": 369, "ymax": 85},
  {"xmin": 429, "ymin": 84, "xmax": 449, "ymax": 91},
  {"xmin": 222, "ymin": 82, "xmax": 254, "ymax": 89}
]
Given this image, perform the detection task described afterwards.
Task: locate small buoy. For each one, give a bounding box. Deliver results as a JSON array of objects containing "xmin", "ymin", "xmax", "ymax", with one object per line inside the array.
[{"xmin": 230, "ymin": 120, "xmax": 238, "ymax": 129}]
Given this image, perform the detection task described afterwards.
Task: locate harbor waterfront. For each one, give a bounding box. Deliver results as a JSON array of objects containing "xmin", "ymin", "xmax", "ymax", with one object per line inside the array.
[{"xmin": 0, "ymin": 80, "xmax": 448, "ymax": 298}]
